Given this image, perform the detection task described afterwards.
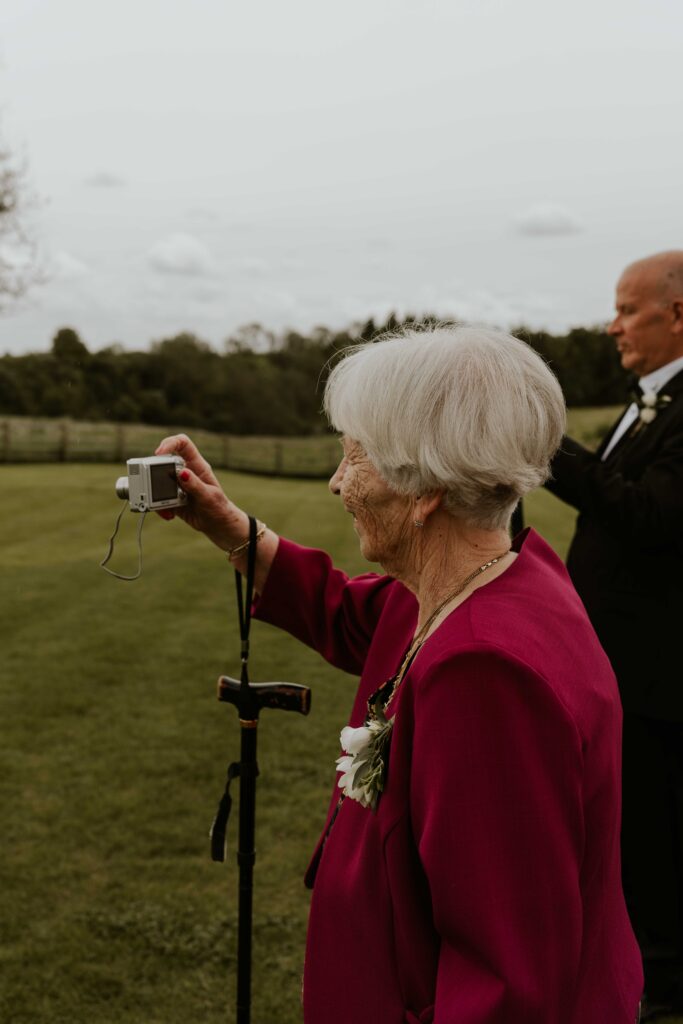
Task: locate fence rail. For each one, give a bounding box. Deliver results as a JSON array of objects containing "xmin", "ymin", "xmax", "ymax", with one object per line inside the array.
[
  {"xmin": 0, "ymin": 417, "xmax": 341, "ymax": 478},
  {"xmin": 0, "ymin": 406, "xmax": 620, "ymax": 477}
]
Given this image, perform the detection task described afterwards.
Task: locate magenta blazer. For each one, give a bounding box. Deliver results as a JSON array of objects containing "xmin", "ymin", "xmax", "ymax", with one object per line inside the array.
[{"xmin": 254, "ymin": 528, "xmax": 643, "ymax": 1023}]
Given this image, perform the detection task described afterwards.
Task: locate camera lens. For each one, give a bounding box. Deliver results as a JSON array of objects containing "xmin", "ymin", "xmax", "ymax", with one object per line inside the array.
[{"xmin": 115, "ymin": 476, "xmax": 129, "ymax": 500}]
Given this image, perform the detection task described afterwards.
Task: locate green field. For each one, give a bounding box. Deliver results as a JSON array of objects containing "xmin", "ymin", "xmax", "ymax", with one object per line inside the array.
[{"xmin": 1, "ymin": 460, "xmax": 674, "ymax": 1023}]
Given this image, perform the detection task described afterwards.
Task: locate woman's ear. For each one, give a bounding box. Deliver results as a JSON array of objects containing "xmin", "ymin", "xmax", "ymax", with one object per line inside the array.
[{"xmin": 413, "ymin": 490, "xmax": 444, "ymax": 524}]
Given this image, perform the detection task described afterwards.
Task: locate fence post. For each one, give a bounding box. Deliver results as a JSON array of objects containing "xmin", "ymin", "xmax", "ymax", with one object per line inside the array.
[
  {"xmin": 115, "ymin": 423, "xmax": 125, "ymax": 463},
  {"xmin": 274, "ymin": 440, "xmax": 284, "ymax": 475},
  {"xmin": 1, "ymin": 420, "xmax": 9, "ymax": 462},
  {"xmin": 58, "ymin": 420, "xmax": 69, "ymax": 462}
]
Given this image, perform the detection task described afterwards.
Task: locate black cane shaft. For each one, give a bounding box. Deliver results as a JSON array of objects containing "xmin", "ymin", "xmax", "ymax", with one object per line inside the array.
[
  {"xmin": 511, "ymin": 500, "xmax": 524, "ymax": 537},
  {"xmin": 236, "ymin": 722, "xmax": 258, "ymax": 1024}
]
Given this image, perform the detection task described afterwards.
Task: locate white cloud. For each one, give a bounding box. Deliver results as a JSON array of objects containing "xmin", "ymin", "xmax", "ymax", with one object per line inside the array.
[
  {"xmin": 513, "ymin": 202, "xmax": 583, "ymax": 237},
  {"xmin": 250, "ymin": 285, "xmax": 299, "ymax": 313},
  {"xmin": 84, "ymin": 171, "xmax": 127, "ymax": 188},
  {"xmin": 186, "ymin": 206, "xmax": 222, "ymax": 224},
  {"xmin": 233, "ymin": 256, "xmax": 269, "ymax": 276},
  {"xmin": 189, "ymin": 281, "xmax": 225, "ymax": 303},
  {"xmin": 330, "ymin": 282, "xmax": 561, "ymax": 334},
  {"xmin": 0, "ymin": 244, "xmax": 33, "ymax": 271},
  {"xmin": 146, "ymin": 233, "xmax": 214, "ymax": 276},
  {"xmin": 280, "ymin": 254, "xmax": 305, "ymax": 270},
  {"xmin": 51, "ymin": 250, "xmax": 89, "ymax": 280}
]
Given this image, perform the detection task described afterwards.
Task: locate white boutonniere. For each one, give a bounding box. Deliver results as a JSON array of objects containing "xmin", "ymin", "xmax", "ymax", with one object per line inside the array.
[
  {"xmin": 633, "ymin": 390, "xmax": 672, "ymax": 432},
  {"xmin": 336, "ymin": 697, "xmax": 393, "ymax": 810}
]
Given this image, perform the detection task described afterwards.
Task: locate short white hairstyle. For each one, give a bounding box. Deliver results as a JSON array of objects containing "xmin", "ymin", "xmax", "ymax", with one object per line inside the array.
[{"xmin": 324, "ymin": 323, "xmax": 566, "ymax": 530}]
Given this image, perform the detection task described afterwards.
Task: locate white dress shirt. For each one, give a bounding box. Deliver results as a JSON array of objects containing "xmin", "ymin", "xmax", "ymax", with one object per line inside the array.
[{"xmin": 600, "ymin": 354, "xmax": 683, "ymax": 461}]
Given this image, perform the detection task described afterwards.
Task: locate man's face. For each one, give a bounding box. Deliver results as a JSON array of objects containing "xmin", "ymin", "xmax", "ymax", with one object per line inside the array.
[{"xmin": 607, "ymin": 267, "xmax": 683, "ymax": 377}]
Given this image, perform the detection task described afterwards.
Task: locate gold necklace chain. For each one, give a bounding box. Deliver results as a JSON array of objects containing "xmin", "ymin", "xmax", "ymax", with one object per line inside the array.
[{"xmin": 383, "ymin": 549, "xmax": 510, "ymax": 712}]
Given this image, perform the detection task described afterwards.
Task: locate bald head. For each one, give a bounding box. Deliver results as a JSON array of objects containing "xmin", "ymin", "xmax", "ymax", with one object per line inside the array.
[
  {"xmin": 608, "ymin": 251, "xmax": 683, "ymax": 377},
  {"xmin": 622, "ymin": 251, "xmax": 683, "ymax": 302}
]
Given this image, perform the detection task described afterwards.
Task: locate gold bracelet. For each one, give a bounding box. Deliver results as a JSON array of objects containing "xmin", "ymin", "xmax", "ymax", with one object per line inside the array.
[{"xmin": 226, "ymin": 521, "xmax": 267, "ymax": 560}]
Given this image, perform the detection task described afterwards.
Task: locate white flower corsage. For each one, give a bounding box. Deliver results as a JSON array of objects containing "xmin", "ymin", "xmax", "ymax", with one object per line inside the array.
[
  {"xmin": 336, "ymin": 699, "xmax": 393, "ymax": 811},
  {"xmin": 637, "ymin": 390, "xmax": 671, "ymax": 426}
]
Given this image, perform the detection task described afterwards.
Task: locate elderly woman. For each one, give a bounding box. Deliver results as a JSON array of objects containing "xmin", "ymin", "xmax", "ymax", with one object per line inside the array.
[{"xmin": 157, "ymin": 324, "xmax": 643, "ymax": 1024}]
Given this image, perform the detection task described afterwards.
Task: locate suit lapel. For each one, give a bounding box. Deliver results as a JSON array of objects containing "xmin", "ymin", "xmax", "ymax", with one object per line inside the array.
[
  {"xmin": 661, "ymin": 366, "xmax": 683, "ymax": 400},
  {"xmin": 604, "ymin": 367, "xmax": 683, "ymax": 463},
  {"xmin": 598, "ymin": 404, "xmax": 636, "ymax": 460}
]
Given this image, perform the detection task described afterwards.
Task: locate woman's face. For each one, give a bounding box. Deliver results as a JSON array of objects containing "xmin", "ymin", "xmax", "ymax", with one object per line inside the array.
[{"xmin": 329, "ymin": 437, "xmax": 413, "ymax": 568}]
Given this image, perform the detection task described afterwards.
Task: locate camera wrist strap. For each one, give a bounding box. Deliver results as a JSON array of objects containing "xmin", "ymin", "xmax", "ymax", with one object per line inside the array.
[
  {"xmin": 210, "ymin": 515, "xmax": 260, "ymax": 862},
  {"xmin": 100, "ymin": 505, "xmax": 148, "ymax": 581},
  {"xmin": 235, "ymin": 515, "xmax": 258, "ymax": 687}
]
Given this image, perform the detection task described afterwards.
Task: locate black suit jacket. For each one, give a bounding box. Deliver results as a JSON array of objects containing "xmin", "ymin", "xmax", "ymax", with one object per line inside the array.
[{"xmin": 546, "ymin": 368, "xmax": 683, "ymax": 720}]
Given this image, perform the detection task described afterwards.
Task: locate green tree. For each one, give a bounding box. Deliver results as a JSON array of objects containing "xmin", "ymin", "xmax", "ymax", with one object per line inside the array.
[
  {"xmin": 0, "ymin": 316, "xmax": 632, "ymax": 427},
  {"xmin": 0, "ymin": 362, "xmax": 27, "ymax": 413},
  {"xmin": 52, "ymin": 327, "xmax": 90, "ymax": 363}
]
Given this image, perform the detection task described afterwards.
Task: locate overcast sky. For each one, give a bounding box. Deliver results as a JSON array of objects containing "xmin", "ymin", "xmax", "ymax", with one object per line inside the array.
[{"xmin": 0, "ymin": 0, "xmax": 681, "ymax": 354}]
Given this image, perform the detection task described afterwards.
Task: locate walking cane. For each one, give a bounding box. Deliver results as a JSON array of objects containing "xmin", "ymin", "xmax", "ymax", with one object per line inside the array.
[{"xmin": 209, "ymin": 516, "xmax": 311, "ymax": 1024}]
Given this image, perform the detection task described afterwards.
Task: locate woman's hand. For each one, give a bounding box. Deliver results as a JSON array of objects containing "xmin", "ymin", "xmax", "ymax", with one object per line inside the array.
[
  {"xmin": 154, "ymin": 433, "xmax": 280, "ymax": 592},
  {"xmin": 154, "ymin": 433, "xmax": 247, "ymax": 550}
]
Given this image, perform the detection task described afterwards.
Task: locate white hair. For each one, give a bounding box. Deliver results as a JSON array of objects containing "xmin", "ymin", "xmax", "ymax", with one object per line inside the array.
[{"xmin": 324, "ymin": 323, "xmax": 566, "ymax": 530}]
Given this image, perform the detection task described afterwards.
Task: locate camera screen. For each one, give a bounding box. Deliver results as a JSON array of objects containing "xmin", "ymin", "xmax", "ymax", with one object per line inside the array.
[{"xmin": 150, "ymin": 463, "xmax": 179, "ymax": 502}]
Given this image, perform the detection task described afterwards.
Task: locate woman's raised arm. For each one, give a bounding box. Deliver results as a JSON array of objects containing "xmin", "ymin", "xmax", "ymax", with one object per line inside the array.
[{"xmin": 155, "ymin": 433, "xmax": 279, "ymax": 594}]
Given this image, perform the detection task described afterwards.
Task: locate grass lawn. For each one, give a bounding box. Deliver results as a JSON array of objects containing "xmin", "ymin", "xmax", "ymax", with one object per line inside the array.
[{"xmin": 0, "ymin": 461, "xmax": 677, "ymax": 1023}]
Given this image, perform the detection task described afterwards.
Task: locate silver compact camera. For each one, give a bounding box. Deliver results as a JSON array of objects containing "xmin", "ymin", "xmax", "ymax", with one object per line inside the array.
[{"xmin": 115, "ymin": 456, "xmax": 188, "ymax": 513}]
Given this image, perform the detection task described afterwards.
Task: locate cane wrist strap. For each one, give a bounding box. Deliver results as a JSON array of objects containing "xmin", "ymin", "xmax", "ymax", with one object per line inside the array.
[{"xmin": 210, "ymin": 760, "xmax": 260, "ymax": 863}]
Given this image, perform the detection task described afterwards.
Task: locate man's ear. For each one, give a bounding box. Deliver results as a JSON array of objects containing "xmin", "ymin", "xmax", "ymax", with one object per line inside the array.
[{"xmin": 670, "ymin": 298, "xmax": 683, "ymax": 334}]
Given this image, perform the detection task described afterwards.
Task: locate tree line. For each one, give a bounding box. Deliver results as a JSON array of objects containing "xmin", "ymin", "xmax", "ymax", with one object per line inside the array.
[{"xmin": 0, "ymin": 318, "xmax": 629, "ymax": 435}]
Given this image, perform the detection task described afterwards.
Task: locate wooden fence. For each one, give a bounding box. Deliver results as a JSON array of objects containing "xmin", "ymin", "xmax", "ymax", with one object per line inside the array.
[
  {"xmin": 0, "ymin": 407, "xmax": 620, "ymax": 478},
  {"xmin": 0, "ymin": 417, "xmax": 341, "ymax": 479}
]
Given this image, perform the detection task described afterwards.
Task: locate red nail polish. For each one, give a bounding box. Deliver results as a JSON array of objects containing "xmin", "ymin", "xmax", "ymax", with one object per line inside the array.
[{"xmin": 179, "ymin": 470, "xmax": 190, "ymax": 481}]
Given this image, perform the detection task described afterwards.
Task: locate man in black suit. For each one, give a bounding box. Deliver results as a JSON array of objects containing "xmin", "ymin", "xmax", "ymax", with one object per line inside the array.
[{"xmin": 546, "ymin": 250, "xmax": 683, "ymax": 1018}]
